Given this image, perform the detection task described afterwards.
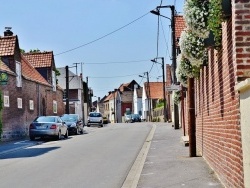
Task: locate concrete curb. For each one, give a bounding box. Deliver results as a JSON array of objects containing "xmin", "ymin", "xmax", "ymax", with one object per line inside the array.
[{"xmin": 122, "ymin": 124, "xmax": 156, "ymax": 188}]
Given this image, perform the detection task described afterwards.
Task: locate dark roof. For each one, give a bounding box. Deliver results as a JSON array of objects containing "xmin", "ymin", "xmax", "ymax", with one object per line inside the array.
[{"xmin": 0, "ymin": 60, "xmax": 15, "ymax": 75}]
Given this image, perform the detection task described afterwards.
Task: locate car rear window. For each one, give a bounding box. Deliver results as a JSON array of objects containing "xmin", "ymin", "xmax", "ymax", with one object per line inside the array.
[
  {"xmin": 35, "ymin": 116, "xmax": 56, "ymax": 122},
  {"xmin": 89, "ymin": 113, "xmax": 102, "ymax": 117}
]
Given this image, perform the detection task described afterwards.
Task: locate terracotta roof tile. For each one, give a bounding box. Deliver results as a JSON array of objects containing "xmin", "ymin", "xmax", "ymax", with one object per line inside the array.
[
  {"xmin": 145, "ymin": 82, "xmax": 164, "ymax": 99},
  {"xmin": 23, "ymin": 51, "xmax": 53, "ymax": 68},
  {"xmin": 175, "ymin": 15, "xmax": 186, "ymax": 46},
  {"xmin": 0, "ymin": 36, "xmax": 16, "ymax": 56},
  {"xmin": 21, "ymin": 54, "xmax": 51, "ymax": 86}
]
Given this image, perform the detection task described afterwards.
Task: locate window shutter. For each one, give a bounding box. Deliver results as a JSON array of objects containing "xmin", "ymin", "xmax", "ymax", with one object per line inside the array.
[
  {"xmin": 52, "ymin": 71, "xmax": 56, "ymax": 91},
  {"xmin": 16, "ymin": 61, "xmax": 22, "ymax": 87}
]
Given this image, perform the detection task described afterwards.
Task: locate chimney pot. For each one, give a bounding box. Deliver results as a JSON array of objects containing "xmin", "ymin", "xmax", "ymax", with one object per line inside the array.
[{"xmin": 4, "ymin": 27, "xmax": 13, "ymax": 36}]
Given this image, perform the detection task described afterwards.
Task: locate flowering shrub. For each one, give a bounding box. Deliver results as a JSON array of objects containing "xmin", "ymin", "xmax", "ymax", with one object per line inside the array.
[
  {"xmin": 176, "ymin": 54, "xmax": 201, "ymax": 87},
  {"xmin": 179, "ymin": 30, "xmax": 207, "ymax": 66},
  {"xmin": 173, "ymin": 90, "xmax": 181, "ymax": 105},
  {"xmin": 183, "ymin": 0, "xmax": 210, "ymax": 38}
]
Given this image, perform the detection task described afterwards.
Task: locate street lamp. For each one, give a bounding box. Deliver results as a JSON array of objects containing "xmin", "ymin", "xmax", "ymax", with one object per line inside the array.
[
  {"xmin": 151, "ymin": 5, "xmax": 179, "ymax": 129},
  {"xmin": 150, "ymin": 5, "xmax": 177, "ymax": 84},
  {"xmin": 151, "ymin": 58, "xmax": 167, "ymax": 122}
]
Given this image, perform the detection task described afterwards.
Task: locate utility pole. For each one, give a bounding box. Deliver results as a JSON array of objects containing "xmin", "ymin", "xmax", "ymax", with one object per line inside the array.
[
  {"xmin": 86, "ymin": 76, "xmax": 89, "ymax": 115},
  {"xmin": 161, "ymin": 58, "xmax": 167, "ymax": 122},
  {"xmin": 188, "ymin": 77, "xmax": 196, "ymax": 157},
  {"xmin": 146, "ymin": 72, "xmax": 152, "ymax": 122},
  {"xmin": 150, "ymin": 5, "xmax": 179, "ymax": 128},
  {"xmin": 113, "ymin": 90, "xmax": 116, "ymax": 123},
  {"xmin": 80, "ymin": 63, "xmax": 85, "ymax": 124},
  {"xmin": 170, "ymin": 5, "xmax": 180, "ymax": 129},
  {"xmin": 65, "ymin": 66, "xmax": 69, "ymax": 114},
  {"xmin": 73, "ymin": 62, "xmax": 80, "ymax": 76}
]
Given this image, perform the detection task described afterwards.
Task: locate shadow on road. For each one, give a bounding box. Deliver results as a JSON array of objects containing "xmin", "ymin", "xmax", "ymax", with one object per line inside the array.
[{"xmin": 0, "ymin": 146, "xmax": 60, "ymax": 159}]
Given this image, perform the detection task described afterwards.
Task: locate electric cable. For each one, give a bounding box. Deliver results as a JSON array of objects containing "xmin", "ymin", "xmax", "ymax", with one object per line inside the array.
[{"xmin": 55, "ymin": 12, "xmax": 150, "ymax": 56}]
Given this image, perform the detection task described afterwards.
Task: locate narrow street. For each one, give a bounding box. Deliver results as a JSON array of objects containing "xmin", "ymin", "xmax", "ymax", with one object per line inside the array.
[{"xmin": 0, "ymin": 123, "xmax": 152, "ymax": 188}]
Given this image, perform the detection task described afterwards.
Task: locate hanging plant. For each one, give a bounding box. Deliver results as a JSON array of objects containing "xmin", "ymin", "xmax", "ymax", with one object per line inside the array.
[
  {"xmin": 176, "ymin": 54, "xmax": 201, "ymax": 87},
  {"xmin": 173, "ymin": 90, "xmax": 181, "ymax": 105},
  {"xmin": 183, "ymin": 0, "xmax": 210, "ymax": 38},
  {"xmin": 179, "ymin": 29, "xmax": 207, "ymax": 66},
  {"xmin": 207, "ymin": 0, "xmax": 223, "ymax": 49}
]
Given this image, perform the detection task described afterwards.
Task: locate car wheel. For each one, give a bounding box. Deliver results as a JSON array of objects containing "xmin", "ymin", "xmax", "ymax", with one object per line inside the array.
[
  {"xmin": 87, "ymin": 124, "xmax": 90, "ymax": 127},
  {"xmin": 75, "ymin": 128, "xmax": 79, "ymax": 135},
  {"xmin": 55, "ymin": 131, "xmax": 61, "ymax": 140},
  {"xmin": 64, "ymin": 130, "xmax": 68, "ymax": 139},
  {"xmin": 30, "ymin": 136, "xmax": 35, "ymax": 141}
]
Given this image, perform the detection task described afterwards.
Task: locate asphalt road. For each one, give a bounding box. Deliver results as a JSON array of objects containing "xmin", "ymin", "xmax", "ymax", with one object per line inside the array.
[{"xmin": 0, "ymin": 123, "xmax": 152, "ymax": 188}]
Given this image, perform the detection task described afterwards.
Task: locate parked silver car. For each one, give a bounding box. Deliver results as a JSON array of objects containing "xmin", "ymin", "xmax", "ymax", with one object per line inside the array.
[
  {"xmin": 87, "ymin": 112, "xmax": 103, "ymax": 127},
  {"xmin": 29, "ymin": 116, "xmax": 68, "ymax": 140}
]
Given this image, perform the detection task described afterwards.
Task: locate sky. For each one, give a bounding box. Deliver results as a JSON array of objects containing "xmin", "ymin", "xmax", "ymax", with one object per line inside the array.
[{"xmin": 1, "ymin": 0, "xmax": 184, "ymax": 98}]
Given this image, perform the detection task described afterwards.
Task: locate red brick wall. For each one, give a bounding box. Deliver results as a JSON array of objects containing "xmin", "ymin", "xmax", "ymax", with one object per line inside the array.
[
  {"xmin": 1, "ymin": 74, "xmax": 65, "ymax": 141},
  {"xmin": 186, "ymin": 2, "xmax": 246, "ymax": 186}
]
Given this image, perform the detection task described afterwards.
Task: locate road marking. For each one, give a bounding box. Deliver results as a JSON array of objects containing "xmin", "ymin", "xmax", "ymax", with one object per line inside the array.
[
  {"xmin": 141, "ymin": 173, "xmax": 154, "ymax": 176},
  {"xmin": 14, "ymin": 140, "xmax": 29, "ymax": 144},
  {"xmin": 121, "ymin": 124, "xmax": 156, "ymax": 188}
]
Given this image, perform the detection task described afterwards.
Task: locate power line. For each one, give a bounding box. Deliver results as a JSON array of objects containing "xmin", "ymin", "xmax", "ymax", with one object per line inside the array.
[
  {"xmin": 88, "ymin": 72, "xmax": 144, "ymax": 79},
  {"xmin": 84, "ymin": 59, "xmax": 150, "ymax": 65},
  {"xmin": 55, "ymin": 12, "xmax": 150, "ymax": 56}
]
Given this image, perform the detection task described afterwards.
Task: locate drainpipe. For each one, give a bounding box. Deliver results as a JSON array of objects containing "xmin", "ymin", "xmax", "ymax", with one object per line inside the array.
[{"xmin": 188, "ymin": 77, "xmax": 196, "ymax": 157}]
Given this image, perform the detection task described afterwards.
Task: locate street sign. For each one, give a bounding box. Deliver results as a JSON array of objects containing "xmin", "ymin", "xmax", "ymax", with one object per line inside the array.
[
  {"xmin": 0, "ymin": 72, "xmax": 8, "ymax": 85},
  {"xmin": 166, "ymin": 85, "xmax": 180, "ymax": 91}
]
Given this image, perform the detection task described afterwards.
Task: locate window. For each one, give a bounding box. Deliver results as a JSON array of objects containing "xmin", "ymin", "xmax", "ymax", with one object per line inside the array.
[
  {"xmin": 63, "ymin": 90, "xmax": 66, "ymax": 99},
  {"xmin": 16, "ymin": 61, "xmax": 22, "ymax": 87},
  {"xmin": 29, "ymin": 100, "xmax": 34, "ymax": 110},
  {"xmin": 53, "ymin": 100, "xmax": 57, "ymax": 113},
  {"xmin": 17, "ymin": 98, "xmax": 22, "ymax": 109},
  {"xmin": 4, "ymin": 95, "xmax": 9, "ymax": 107}
]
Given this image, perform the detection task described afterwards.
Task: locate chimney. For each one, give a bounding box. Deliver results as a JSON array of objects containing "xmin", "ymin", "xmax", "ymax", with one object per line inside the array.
[{"xmin": 4, "ymin": 27, "xmax": 13, "ymax": 36}]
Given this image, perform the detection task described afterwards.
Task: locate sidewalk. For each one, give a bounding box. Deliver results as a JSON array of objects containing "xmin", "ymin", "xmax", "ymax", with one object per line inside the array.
[{"xmin": 137, "ymin": 123, "xmax": 224, "ymax": 188}]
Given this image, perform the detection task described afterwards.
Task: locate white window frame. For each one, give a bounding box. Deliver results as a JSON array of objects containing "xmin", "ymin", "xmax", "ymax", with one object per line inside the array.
[
  {"xmin": 53, "ymin": 100, "xmax": 57, "ymax": 113},
  {"xmin": 17, "ymin": 98, "xmax": 22, "ymax": 109},
  {"xmin": 4, "ymin": 95, "xmax": 9, "ymax": 107},
  {"xmin": 29, "ymin": 100, "xmax": 34, "ymax": 110}
]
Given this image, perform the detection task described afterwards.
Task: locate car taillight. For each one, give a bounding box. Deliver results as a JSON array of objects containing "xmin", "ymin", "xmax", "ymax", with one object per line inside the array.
[
  {"xmin": 50, "ymin": 124, "xmax": 57, "ymax": 129},
  {"xmin": 29, "ymin": 124, "xmax": 36, "ymax": 129}
]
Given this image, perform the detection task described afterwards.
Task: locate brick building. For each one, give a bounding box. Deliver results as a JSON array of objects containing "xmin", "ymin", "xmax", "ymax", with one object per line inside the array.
[{"xmin": 0, "ymin": 29, "xmax": 64, "ymax": 141}]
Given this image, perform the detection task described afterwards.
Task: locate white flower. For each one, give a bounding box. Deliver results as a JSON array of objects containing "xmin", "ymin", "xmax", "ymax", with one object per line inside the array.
[
  {"xmin": 183, "ymin": 0, "xmax": 210, "ymax": 38},
  {"xmin": 179, "ymin": 29, "xmax": 206, "ymax": 66}
]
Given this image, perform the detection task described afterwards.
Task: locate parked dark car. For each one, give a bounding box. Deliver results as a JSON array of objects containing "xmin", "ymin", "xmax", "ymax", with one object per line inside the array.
[
  {"xmin": 29, "ymin": 116, "xmax": 68, "ymax": 141},
  {"xmin": 125, "ymin": 114, "xmax": 132, "ymax": 123},
  {"xmin": 131, "ymin": 114, "xmax": 141, "ymax": 122},
  {"xmin": 61, "ymin": 114, "xmax": 84, "ymax": 135},
  {"xmin": 103, "ymin": 116, "xmax": 109, "ymax": 124}
]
